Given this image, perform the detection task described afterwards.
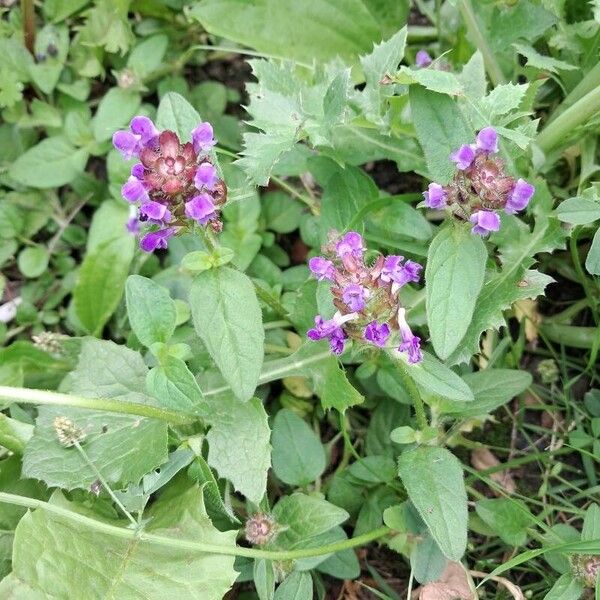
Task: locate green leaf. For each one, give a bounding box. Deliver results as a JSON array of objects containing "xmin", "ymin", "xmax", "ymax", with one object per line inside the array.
[
  {"xmin": 92, "ymin": 88, "xmax": 141, "ymax": 142},
  {"xmin": 482, "ymin": 82, "xmax": 529, "ymax": 116},
  {"xmin": 73, "ymin": 236, "xmax": 134, "ymax": 336},
  {"xmin": 146, "ymin": 356, "xmax": 207, "ymax": 414},
  {"xmin": 361, "ymin": 27, "xmax": 407, "ymax": 89},
  {"xmin": 440, "ymin": 369, "xmax": 532, "ymax": 416},
  {"xmin": 17, "ymin": 246, "xmax": 49, "ymax": 279},
  {"xmin": 582, "ymin": 503, "xmax": 600, "ymax": 541},
  {"xmin": 206, "ymin": 394, "xmax": 271, "ymax": 504},
  {"xmin": 543, "ymin": 574, "xmax": 585, "ymax": 600},
  {"xmin": 556, "ymin": 197, "xmax": 600, "ymax": 225},
  {"xmin": 5, "ymin": 487, "xmax": 237, "ymax": 598},
  {"xmin": 274, "ymin": 572, "xmax": 313, "ymax": 599},
  {"xmin": 28, "ymin": 25, "xmax": 69, "ymax": 94},
  {"xmin": 512, "ymin": 43, "xmax": 576, "ymax": 73},
  {"xmin": 190, "ymin": 0, "xmax": 383, "ymax": 65},
  {"xmin": 254, "ymin": 559, "xmax": 276, "ymax": 600},
  {"xmin": 9, "ymin": 137, "xmax": 88, "ymax": 188},
  {"xmin": 125, "ymin": 275, "xmax": 177, "ymax": 347},
  {"xmin": 156, "ymin": 92, "xmax": 201, "ymax": 143},
  {"xmin": 585, "ymin": 228, "xmax": 600, "ymax": 276},
  {"xmin": 409, "ymin": 86, "xmax": 472, "ymax": 184},
  {"xmin": 190, "ymin": 266, "xmax": 264, "ymax": 402},
  {"xmin": 475, "ymin": 498, "xmax": 535, "ymax": 546},
  {"xmin": 127, "ymin": 34, "xmax": 168, "ymax": 78},
  {"xmin": 272, "ymin": 409, "xmax": 326, "ymax": 486},
  {"xmin": 426, "ymin": 223, "xmax": 487, "ymax": 360},
  {"xmin": 397, "ymin": 446, "xmax": 467, "ymax": 561},
  {"xmin": 395, "ymin": 66, "xmax": 463, "ymax": 96}
]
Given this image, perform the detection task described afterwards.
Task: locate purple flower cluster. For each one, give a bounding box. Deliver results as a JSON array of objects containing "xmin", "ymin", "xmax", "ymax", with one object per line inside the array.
[
  {"xmin": 113, "ymin": 117, "xmax": 226, "ymax": 252},
  {"xmin": 307, "ymin": 232, "xmax": 423, "ymax": 363},
  {"xmin": 423, "ymin": 127, "xmax": 535, "ymax": 236}
]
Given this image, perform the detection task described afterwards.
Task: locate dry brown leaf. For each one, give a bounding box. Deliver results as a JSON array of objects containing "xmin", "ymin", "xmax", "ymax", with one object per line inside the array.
[
  {"xmin": 471, "ymin": 448, "xmax": 516, "ymax": 495},
  {"xmin": 514, "ymin": 299, "xmax": 541, "ymax": 342},
  {"xmin": 469, "ymin": 570, "xmax": 525, "ymax": 600},
  {"xmin": 418, "ymin": 562, "xmax": 476, "ymax": 600}
]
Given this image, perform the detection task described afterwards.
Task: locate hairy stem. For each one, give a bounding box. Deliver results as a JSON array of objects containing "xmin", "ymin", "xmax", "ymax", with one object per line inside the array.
[
  {"xmin": 456, "ymin": 0, "xmax": 505, "ymax": 87},
  {"xmin": 0, "ymin": 492, "xmax": 389, "ymax": 560},
  {"xmin": 0, "ymin": 386, "xmax": 197, "ymax": 426}
]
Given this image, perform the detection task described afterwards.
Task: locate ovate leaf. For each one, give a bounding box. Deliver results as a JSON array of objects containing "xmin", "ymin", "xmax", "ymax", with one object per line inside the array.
[
  {"xmin": 190, "ymin": 266, "xmax": 264, "ymax": 401},
  {"xmin": 397, "ymin": 446, "xmax": 467, "ymax": 561},
  {"xmin": 156, "ymin": 92, "xmax": 201, "ymax": 143},
  {"xmin": 92, "ymin": 88, "xmax": 141, "ymax": 142},
  {"xmin": 426, "ymin": 223, "xmax": 487, "ymax": 359},
  {"xmin": 274, "ymin": 571, "xmax": 313, "ymax": 600}
]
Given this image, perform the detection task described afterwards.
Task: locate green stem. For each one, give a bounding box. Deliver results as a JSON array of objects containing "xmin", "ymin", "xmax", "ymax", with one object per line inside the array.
[
  {"xmin": 537, "ymin": 85, "xmax": 600, "ymax": 155},
  {"xmin": 20, "ymin": 0, "xmax": 36, "ymax": 54},
  {"xmin": 0, "ymin": 386, "xmax": 196, "ymax": 426},
  {"xmin": 0, "ymin": 492, "xmax": 389, "ymax": 560},
  {"xmin": 253, "ymin": 283, "xmax": 289, "ymax": 319},
  {"xmin": 457, "ymin": 0, "xmax": 505, "ymax": 87},
  {"xmin": 394, "ymin": 357, "xmax": 428, "ymax": 430},
  {"xmin": 263, "ymin": 320, "xmax": 291, "ymax": 330},
  {"xmin": 271, "ymin": 175, "xmax": 319, "ymax": 215}
]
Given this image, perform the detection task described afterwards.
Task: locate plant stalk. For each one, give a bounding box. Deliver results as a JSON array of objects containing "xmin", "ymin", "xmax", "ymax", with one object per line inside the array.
[
  {"xmin": 0, "ymin": 386, "xmax": 197, "ymax": 426},
  {"xmin": 394, "ymin": 357, "xmax": 428, "ymax": 430},
  {"xmin": 0, "ymin": 492, "xmax": 389, "ymax": 560},
  {"xmin": 20, "ymin": 0, "xmax": 36, "ymax": 54}
]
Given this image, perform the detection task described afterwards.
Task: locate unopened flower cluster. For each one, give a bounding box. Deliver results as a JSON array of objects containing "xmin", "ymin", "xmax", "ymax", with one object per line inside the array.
[
  {"xmin": 423, "ymin": 127, "xmax": 535, "ymax": 236},
  {"xmin": 113, "ymin": 117, "xmax": 226, "ymax": 252},
  {"xmin": 307, "ymin": 232, "xmax": 423, "ymax": 363}
]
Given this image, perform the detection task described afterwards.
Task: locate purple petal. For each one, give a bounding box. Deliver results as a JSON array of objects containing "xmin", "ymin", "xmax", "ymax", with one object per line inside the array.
[
  {"xmin": 113, "ymin": 130, "xmax": 140, "ymax": 160},
  {"xmin": 131, "ymin": 163, "xmax": 145, "ymax": 179},
  {"xmin": 450, "ymin": 144, "xmax": 475, "ymax": 170},
  {"xmin": 185, "ymin": 193, "xmax": 216, "ymax": 225},
  {"xmin": 505, "ymin": 179, "xmax": 534, "ymax": 214},
  {"xmin": 399, "ymin": 335, "xmax": 422, "ymax": 364},
  {"xmin": 423, "ymin": 183, "xmax": 447, "ymax": 209},
  {"xmin": 194, "ymin": 162, "xmax": 218, "ymax": 190},
  {"xmin": 192, "ymin": 122, "xmax": 216, "ymax": 153},
  {"xmin": 470, "ymin": 210, "xmax": 500, "ymax": 236},
  {"xmin": 329, "ymin": 331, "xmax": 346, "ymax": 355},
  {"xmin": 140, "ymin": 200, "xmax": 170, "ymax": 222},
  {"xmin": 335, "ymin": 231, "xmax": 364, "ymax": 259},
  {"xmin": 342, "ymin": 283, "xmax": 367, "ymax": 312},
  {"xmin": 125, "ymin": 216, "xmax": 140, "ymax": 235},
  {"xmin": 139, "ymin": 228, "xmax": 175, "ymax": 253},
  {"xmin": 476, "ymin": 127, "xmax": 498, "ymax": 154},
  {"xmin": 121, "ymin": 176, "xmax": 149, "ymax": 203},
  {"xmin": 364, "ymin": 321, "xmax": 390, "ymax": 347},
  {"xmin": 130, "ymin": 116, "xmax": 159, "ymax": 145},
  {"xmin": 308, "ymin": 257, "xmax": 336, "ymax": 281},
  {"xmin": 415, "ymin": 50, "xmax": 432, "ymax": 68}
]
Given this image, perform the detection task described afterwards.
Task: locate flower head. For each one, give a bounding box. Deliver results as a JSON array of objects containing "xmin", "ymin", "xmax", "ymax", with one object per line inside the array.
[
  {"xmin": 245, "ymin": 513, "xmax": 277, "ymax": 546},
  {"xmin": 450, "ymin": 144, "xmax": 476, "ymax": 170},
  {"xmin": 308, "ymin": 257, "xmax": 336, "ymax": 281},
  {"xmin": 364, "ymin": 321, "xmax": 390, "ymax": 347},
  {"xmin": 476, "ymin": 127, "xmax": 499, "ymax": 154},
  {"xmin": 423, "ymin": 183, "xmax": 447, "ymax": 209},
  {"xmin": 505, "ymin": 178, "xmax": 534, "ymax": 214},
  {"xmin": 53, "ymin": 416, "xmax": 85, "ymax": 447},
  {"xmin": 470, "ymin": 210, "xmax": 500, "ymax": 236}
]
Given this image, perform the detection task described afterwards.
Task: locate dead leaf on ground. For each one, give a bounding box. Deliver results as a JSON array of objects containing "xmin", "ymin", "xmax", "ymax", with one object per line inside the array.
[
  {"xmin": 471, "ymin": 448, "xmax": 516, "ymax": 495},
  {"xmin": 417, "ymin": 562, "xmax": 476, "ymax": 600},
  {"xmin": 514, "ymin": 299, "xmax": 541, "ymax": 342}
]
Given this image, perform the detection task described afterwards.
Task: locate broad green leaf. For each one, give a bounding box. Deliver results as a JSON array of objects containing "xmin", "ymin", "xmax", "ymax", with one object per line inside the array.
[
  {"xmin": 28, "ymin": 25, "xmax": 69, "ymax": 94},
  {"xmin": 475, "ymin": 498, "xmax": 535, "ymax": 546},
  {"xmin": 73, "ymin": 236, "xmax": 135, "ymax": 336},
  {"xmin": 254, "ymin": 559, "xmax": 276, "ymax": 600},
  {"xmin": 5, "ymin": 487, "xmax": 237, "ymax": 599},
  {"xmin": 156, "ymin": 92, "xmax": 201, "ymax": 142},
  {"xmin": 556, "ymin": 197, "xmax": 600, "ymax": 225},
  {"xmin": 409, "ymin": 86, "xmax": 472, "ymax": 184},
  {"xmin": 206, "ymin": 394, "xmax": 271, "ymax": 504},
  {"xmin": 271, "ymin": 494, "xmax": 349, "ymax": 549},
  {"xmin": 86, "ymin": 199, "xmax": 130, "ymax": 252},
  {"xmin": 0, "ymin": 414, "xmax": 33, "ymax": 454},
  {"xmin": 582, "ymin": 503, "xmax": 600, "ymax": 541},
  {"xmin": 395, "ymin": 67, "xmax": 463, "ymax": 96},
  {"xmin": 272, "ymin": 409, "xmax": 326, "ymax": 486},
  {"xmin": 361, "ymin": 27, "xmax": 407, "ymax": 88},
  {"xmin": 17, "ymin": 246, "xmax": 48, "ymax": 279},
  {"xmin": 440, "ymin": 369, "xmax": 532, "ymax": 416},
  {"xmin": 481, "ymin": 82, "xmax": 528, "ymax": 116},
  {"xmin": 274, "ymin": 571, "xmax": 313, "ymax": 600},
  {"xmin": 127, "ymin": 34, "xmax": 168, "ymax": 78},
  {"xmin": 426, "ymin": 223, "xmax": 487, "ymax": 359},
  {"xmin": 190, "ymin": 266, "xmax": 264, "ymax": 401},
  {"xmin": 585, "ymin": 228, "xmax": 600, "ymax": 276},
  {"xmin": 92, "ymin": 88, "xmax": 141, "ymax": 142},
  {"xmin": 146, "ymin": 356, "xmax": 207, "ymax": 414},
  {"xmin": 543, "ymin": 574, "xmax": 585, "ymax": 600},
  {"xmin": 9, "ymin": 137, "xmax": 88, "ymax": 188},
  {"xmin": 125, "ymin": 275, "xmax": 177, "ymax": 347},
  {"xmin": 190, "ymin": 0, "xmax": 382, "ymax": 65},
  {"xmin": 411, "ymin": 534, "xmax": 446, "ymax": 584},
  {"xmin": 397, "ymin": 446, "xmax": 467, "ymax": 561}
]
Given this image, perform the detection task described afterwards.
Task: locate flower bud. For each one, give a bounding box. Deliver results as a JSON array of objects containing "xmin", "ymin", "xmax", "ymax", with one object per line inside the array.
[
  {"xmin": 53, "ymin": 416, "xmax": 85, "ymax": 447},
  {"xmin": 245, "ymin": 513, "xmax": 277, "ymax": 546}
]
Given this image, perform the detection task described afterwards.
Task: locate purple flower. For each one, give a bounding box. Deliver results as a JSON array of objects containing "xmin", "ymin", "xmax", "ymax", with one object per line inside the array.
[
  {"xmin": 364, "ymin": 321, "xmax": 390, "ymax": 347},
  {"xmin": 470, "ymin": 210, "xmax": 500, "ymax": 236},
  {"xmin": 505, "ymin": 179, "xmax": 534, "ymax": 214},
  {"xmin": 380, "ymin": 256, "xmax": 422, "ymax": 291},
  {"xmin": 450, "ymin": 144, "xmax": 476, "ymax": 170},
  {"xmin": 342, "ymin": 284, "xmax": 367, "ymax": 312},
  {"xmin": 122, "ymin": 176, "xmax": 149, "ymax": 203},
  {"xmin": 307, "ymin": 311, "xmax": 358, "ymax": 355},
  {"xmin": 194, "ymin": 162, "xmax": 218, "ymax": 190},
  {"xmin": 336, "ymin": 231, "xmax": 364, "ymax": 259},
  {"xmin": 139, "ymin": 228, "xmax": 175, "ymax": 253},
  {"xmin": 476, "ymin": 127, "xmax": 498, "ymax": 154},
  {"xmin": 112, "ymin": 116, "xmax": 159, "ymax": 160},
  {"xmin": 308, "ymin": 257, "xmax": 336, "ymax": 281},
  {"xmin": 131, "ymin": 163, "xmax": 145, "ymax": 179},
  {"xmin": 397, "ymin": 308, "xmax": 422, "ymax": 364},
  {"xmin": 415, "ymin": 50, "xmax": 433, "ymax": 68},
  {"xmin": 185, "ymin": 194, "xmax": 216, "ymax": 225},
  {"xmin": 113, "ymin": 130, "xmax": 141, "ymax": 160},
  {"xmin": 130, "ymin": 116, "xmax": 159, "ymax": 145},
  {"xmin": 423, "ymin": 183, "xmax": 447, "ymax": 209},
  {"xmin": 329, "ymin": 330, "xmax": 346, "ymax": 355},
  {"xmin": 126, "ymin": 216, "xmax": 140, "ymax": 235},
  {"xmin": 192, "ymin": 122, "xmax": 216, "ymax": 153},
  {"xmin": 140, "ymin": 200, "xmax": 171, "ymax": 223}
]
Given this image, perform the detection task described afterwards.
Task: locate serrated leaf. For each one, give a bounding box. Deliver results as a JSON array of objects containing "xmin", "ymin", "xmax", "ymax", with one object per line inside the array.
[
  {"xmin": 237, "ymin": 132, "xmax": 298, "ymax": 186},
  {"xmin": 73, "ymin": 236, "xmax": 134, "ymax": 336},
  {"xmin": 5, "ymin": 487, "xmax": 237, "ymax": 598},
  {"xmin": 395, "ymin": 66, "xmax": 463, "ymax": 96},
  {"xmin": 482, "ymin": 82, "xmax": 528, "ymax": 116},
  {"xmin": 206, "ymin": 394, "xmax": 271, "ymax": 504},
  {"xmin": 156, "ymin": 92, "xmax": 201, "ymax": 142},
  {"xmin": 426, "ymin": 223, "xmax": 487, "ymax": 359},
  {"xmin": 513, "ymin": 43, "xmax": 576, "ymax": 73},
  {"xmin": 125, "ymin": 275, "xmax": 177, "ymax": 347},
  {"xmin": 398, "ymin": 446, "xmax": 467, "ymax": 561},
  {"xmin": 190, "ymin": 266, "xmax": 264, "ymax": 401},
  {"xmin": 361, "ymin": 27, "xmax": 407, "ymax": 88},
  {"xmin": 409, "ymin": 86, "xmax": 472, "ymax": 184},
  {"xmin": 9, "ymin": 137, "xmax": 88, "ymax": 188}
]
